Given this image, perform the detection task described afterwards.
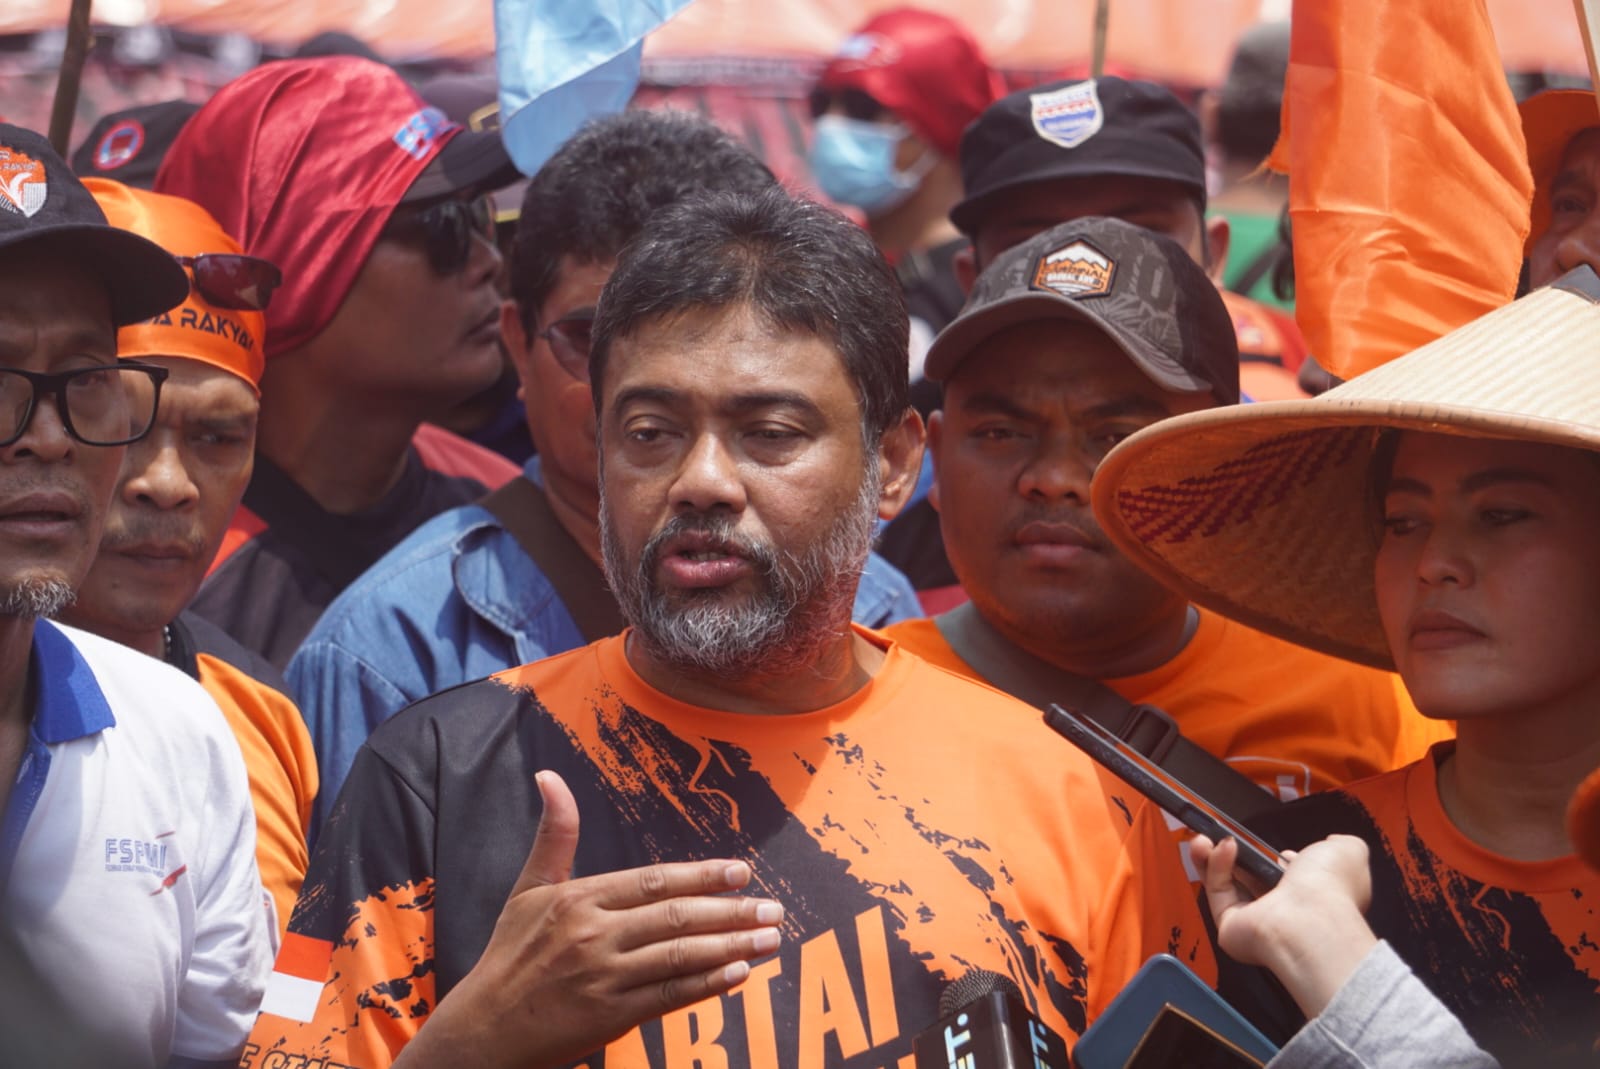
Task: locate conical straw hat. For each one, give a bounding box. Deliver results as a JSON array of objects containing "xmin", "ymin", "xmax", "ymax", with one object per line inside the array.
[{"xmin": 1090, "ymin": 267, "xmax": 1600, "ymax": 670}]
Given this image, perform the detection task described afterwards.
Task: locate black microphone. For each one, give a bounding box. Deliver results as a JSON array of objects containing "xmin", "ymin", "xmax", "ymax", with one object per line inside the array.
[{"xmin": 912, "ymin": 969, "xmax": 1070, "ymax": 1069}]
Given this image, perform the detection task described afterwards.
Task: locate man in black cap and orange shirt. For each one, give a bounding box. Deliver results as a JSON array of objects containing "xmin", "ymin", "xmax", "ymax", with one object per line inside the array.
[
  {"xmin": 0, "ymin": 122, "xmax": 270, "ymax": 1065},
  {"xmin": 878, "ymin": 74, "xmax": 1311, "ymax": 606},
  {"xmin": 156, "ymin": 56, "xmax": 525, "ymax": 667},
  {"xmin": 883, "ymin": 217, "xmax": 1447, "ymax": 851}
]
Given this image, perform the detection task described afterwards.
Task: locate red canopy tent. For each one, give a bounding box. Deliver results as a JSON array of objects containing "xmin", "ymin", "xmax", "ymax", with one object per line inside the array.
[{"xmin": 0, "ymin": 0, "xmax": 1586, "ymax": 187}]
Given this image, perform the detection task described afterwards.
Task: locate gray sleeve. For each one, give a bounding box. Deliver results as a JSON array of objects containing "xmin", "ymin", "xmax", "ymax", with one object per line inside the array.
[{"xmin": 1267, "ymin": 941, "xmax": 1500, "ymax": 1069}]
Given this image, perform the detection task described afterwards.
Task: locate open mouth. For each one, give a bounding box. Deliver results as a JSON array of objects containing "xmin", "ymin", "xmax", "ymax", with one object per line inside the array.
[{"xmin": 651, "ymin": 528, "xmax": 759, "ymax": 590}]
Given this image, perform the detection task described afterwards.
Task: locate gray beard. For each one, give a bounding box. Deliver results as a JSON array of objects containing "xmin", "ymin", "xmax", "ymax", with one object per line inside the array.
[
  {"xmin": 602, "ymin": 465, "xmax": 880, "ymax": 679},
  {"xmin": 0, "ymin": 578, "xmax": 75, "ymax": 620}
]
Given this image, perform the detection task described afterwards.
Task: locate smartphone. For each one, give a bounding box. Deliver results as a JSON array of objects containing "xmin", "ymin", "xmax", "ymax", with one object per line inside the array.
[
  {"xmin": 1042, "ymin": 703, "xmax": 1286, "ymax": 894},
  {"xmin": 1072, "ymin": 954, "xmax": 1278, "ymax": 1069}
]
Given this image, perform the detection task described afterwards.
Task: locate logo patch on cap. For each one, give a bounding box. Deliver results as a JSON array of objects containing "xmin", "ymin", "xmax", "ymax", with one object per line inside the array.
[
  {"xmin": 834, "ymin": 32, "xmax": 899, "ymax": 67},
  {"xmin": 1031, "ymin": 80, "xmax": 1103, "ymax": 149},
  {"xmin": 1031, "ymin": 239, "xmax": 1116, "ymax": 298},
  {"xmin": 0, "ymin": 143, "xmax": 46, "ymax": 218},
  {"xmin": 93, "ymin": 120, "xmax": 145, "ymax": 172},
  {"xmin": 393, "ymin": 107, "xmax": 454, "ymax": 160}
]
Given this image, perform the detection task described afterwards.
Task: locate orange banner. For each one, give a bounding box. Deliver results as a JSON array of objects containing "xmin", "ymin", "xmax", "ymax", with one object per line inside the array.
[{"xmin": 1272, "ymin": 0, "xmax": 1535, "ymax": 379}]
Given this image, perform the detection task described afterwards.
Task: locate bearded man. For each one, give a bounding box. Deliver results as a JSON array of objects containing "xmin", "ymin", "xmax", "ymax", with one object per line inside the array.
[{"xmin": 247, "ymin": 189, "xmax": 1212, "ymax": 1069}]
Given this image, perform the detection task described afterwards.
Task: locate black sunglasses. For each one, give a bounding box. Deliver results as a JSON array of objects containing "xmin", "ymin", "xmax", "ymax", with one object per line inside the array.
[
  {"xmin": 0, "ymin": 362, "xmax": 169, "ymax": 448},
  {"xmin": 383, "ymin": 196, "xmax": 496, "ymax": 276},
  {"xmin": 538, "ymin": 312, "xmax": 594, "ymax": 382},
  {"xmin": 175, "ymin": 254, "xmax": 283, "ymax": 312}
]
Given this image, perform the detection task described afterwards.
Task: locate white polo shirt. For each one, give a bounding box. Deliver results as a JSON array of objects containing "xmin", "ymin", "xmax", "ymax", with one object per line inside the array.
[{"xmin": 1, "ymin": 621, "xmax": 270, "ymax": 1067}]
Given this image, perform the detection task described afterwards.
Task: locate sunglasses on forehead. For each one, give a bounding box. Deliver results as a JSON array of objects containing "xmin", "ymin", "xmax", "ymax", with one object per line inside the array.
[
  {"xmin": 175, "ymin": 254, "xmax": 283, "ymax": 312},
  {"xmin": 383, "ymin": 195, "xmax": 497, "ymax": 276}
]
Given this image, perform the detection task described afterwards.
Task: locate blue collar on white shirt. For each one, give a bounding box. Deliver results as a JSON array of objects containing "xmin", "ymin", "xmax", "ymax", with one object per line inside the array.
[
  {"xmin": 31, "ymin": 620, "xmax": 116, "ymax": 743},
  {"xmin": 0, "ymin": 622, "xmax": 115, "ymax": 892}
]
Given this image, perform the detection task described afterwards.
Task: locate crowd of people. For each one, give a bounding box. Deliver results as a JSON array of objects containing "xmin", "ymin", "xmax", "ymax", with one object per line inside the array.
[{"xmin": 0, "ymin": 6, "xmax": 1597, "ymax": 1069}]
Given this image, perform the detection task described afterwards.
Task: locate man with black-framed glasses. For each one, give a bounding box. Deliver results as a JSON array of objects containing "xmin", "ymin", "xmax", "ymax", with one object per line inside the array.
[
  {"xmin": 154, "ymin": 56, "xmax": 527, "ymax": 669},
  {"xmin": 0, "ymin": 123, "xmax": 270, "ymax": 1067},
  {"xmin": 289, "ymin": 109, "xmax": 923, "ymax": 840}
]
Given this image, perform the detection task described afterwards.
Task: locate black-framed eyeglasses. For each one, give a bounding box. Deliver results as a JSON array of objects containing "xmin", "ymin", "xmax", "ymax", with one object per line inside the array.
[
  {"xmin": 0, "ymin": 362, "xmax": 169, "ymax": 448},
  {"xmin": 175, "ymin": 254, "xmax": 283, "ymax": 311},
  {"xmin": 382, "ymin": 195, "xmax": 496, "ymax": 276},
  {"xmin": 538, "ymin": 312, "xmax": 594, "ymax": 381}
]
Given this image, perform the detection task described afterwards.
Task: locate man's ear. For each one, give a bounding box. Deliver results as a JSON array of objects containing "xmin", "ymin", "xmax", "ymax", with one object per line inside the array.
[
  {"xmin": 875, "ymin": 407, "xmax": 926, "ymax": 522},
  {"xmin": 501, "ymin": 299, "xmax": 535, "ymax": 402},
  {"xmin": 953, "ymin": 244, "xmax": 978, "ymax": 295},
  {"xmin": 925, "ymin": 408, "xmax": 943, "ymax": 514},
  {"xmin": 1205, "ymin": 215, "xmax": 1231, "ymax": 287}
]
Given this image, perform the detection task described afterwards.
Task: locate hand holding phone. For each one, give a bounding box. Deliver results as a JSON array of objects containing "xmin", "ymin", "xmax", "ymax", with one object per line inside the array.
[{"xmin": 1190, "ymin": 833, "xmax": 1379, "ymax": 1022}]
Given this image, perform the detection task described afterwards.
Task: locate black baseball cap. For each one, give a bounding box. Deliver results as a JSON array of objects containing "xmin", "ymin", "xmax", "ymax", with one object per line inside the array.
[
  {"xmin": 1217, "ymin": 22, "xmax": 1290, "ymax": 119},
  {"xmin": 951, "ymin": 76, "xmax": 1207, "ymax": 235},
  {"xmin": 402, "ymin": 74, "xmax": 520, "ymax": 206},
  {"xmin": 70, "ymin": 100, "xmax": 201, "ymax": 190},
  {"xmin": 401, "ymin": 126, "xmax": 521, "ymax": 204},
  {"xmin": 0, "ymin": 123, "xmax": 188, "ymax": 326},
  {"xmin": 924, "ymin": 216, "xmax": 1239, "ymax": 404},
  {"xmin": 416, "ymin": 71, "xmax": 525, "ymax": 222}
]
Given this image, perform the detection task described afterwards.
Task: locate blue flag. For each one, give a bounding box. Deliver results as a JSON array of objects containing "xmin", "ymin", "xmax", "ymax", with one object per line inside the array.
[{"xmin": 495, "ymin": 0, "xmax": 695, "ymax": 177}]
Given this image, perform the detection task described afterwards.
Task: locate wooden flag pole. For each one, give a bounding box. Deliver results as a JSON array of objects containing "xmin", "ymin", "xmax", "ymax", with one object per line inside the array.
[
  {"xmin": 1576, "ymin": 0, "xmax": 1600, "ymax": 98},
  {"xmin": 1091, "ymin": 0, "xmax": 1110, "ymax": 80},
  {"xmin": 48, "ymin": 0, "xmax": 96, "ymax": 155}
]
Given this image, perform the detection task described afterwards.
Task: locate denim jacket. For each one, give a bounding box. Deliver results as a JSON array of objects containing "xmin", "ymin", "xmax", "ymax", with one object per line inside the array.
[{"xmin": 288, "ymin": 461, "xmax": 923, "ymax": 839}]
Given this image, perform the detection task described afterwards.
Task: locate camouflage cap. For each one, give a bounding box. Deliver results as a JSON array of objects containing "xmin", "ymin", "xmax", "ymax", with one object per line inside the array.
[{"xmin": 923, "ymin": 215, "xmax": 1239, "ymax": 404}]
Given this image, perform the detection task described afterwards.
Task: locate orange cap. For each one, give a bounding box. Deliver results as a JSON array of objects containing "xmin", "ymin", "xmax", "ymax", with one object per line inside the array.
[
  {"xmin": 1519, "ymin": 90, "xmax": 1600, "ymax": 258},
  {"xmin": 1570, "ymin": 767, "xmax": 1600, "ymax": 874},
  {"xmin": 83, "ymin": 177, "xmax": 265, "ymax": 391}
]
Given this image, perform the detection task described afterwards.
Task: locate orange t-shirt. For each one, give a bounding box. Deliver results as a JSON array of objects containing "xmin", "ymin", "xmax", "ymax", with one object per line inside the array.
[
  {"xmin": 245, "ymin": 629, "xmax": 1214, "ymax": 1068},
  {"xmin": 885, "ymin": 609, "xmax": 1451, "ymax": 804},
  {"xmin": 195, "ymin": 653, "xmax": 317, "ymax": 936},
  {"xmin": 1229, "ymin": 746, "xmax": 1600, "ymax": 1065}
]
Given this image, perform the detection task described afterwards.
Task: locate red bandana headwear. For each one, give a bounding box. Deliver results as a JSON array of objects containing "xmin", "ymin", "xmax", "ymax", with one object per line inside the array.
[{"xmin": 155, "ymin": 57, "xmax": 463, "ymax": 358}]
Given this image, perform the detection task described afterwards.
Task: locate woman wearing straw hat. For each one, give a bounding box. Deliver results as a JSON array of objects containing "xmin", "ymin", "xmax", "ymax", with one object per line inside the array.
[{"xmin": 1090, "ymin": 266, "xmax": 1600, "ymax": 1067}]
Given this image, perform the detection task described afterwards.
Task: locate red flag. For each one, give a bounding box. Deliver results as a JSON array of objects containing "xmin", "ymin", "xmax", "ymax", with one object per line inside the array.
[{"xmin": 1271, "ymin": 0, "xmax": 1533, "ymax": 378}]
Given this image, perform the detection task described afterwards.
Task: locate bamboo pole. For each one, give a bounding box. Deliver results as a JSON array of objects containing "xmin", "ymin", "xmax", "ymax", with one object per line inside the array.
[
  {"xmin": 47, "ymin": 0, "xmax": 95, "ymax": 155},
  {"xmin": 1091, "ymin": 0, "xmax": 1110, "ymax": 80}
]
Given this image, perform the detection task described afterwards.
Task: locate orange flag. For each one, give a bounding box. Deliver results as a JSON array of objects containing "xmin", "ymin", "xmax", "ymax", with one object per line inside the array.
[{"xmin": 1270, "ymin": 0, "xmax": 1533, "ymax": 379}]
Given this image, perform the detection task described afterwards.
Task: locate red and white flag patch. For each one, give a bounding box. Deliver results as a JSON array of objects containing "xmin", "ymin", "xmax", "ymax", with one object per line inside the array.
[{"xmin": 258, "ymin": 931, "xmax": 334, "ymax": 1023}]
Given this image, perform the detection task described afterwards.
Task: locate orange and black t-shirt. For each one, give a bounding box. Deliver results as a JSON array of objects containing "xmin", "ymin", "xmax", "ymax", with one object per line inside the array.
[
  {"xmin": 1222, "ymin": 744, "xmax": 1600, "ymax": 1067},
  {"xmin": 885, "ymin": 609, "xmax": 1450, "ymax": 804},
  {"xmin": 244, "ymin": 629, "xmax": 1215, "ymax": 1069}
]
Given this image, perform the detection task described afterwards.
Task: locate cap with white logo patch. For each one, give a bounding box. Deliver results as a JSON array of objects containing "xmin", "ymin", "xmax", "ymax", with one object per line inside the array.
[
  {"xmin": 924, "ymin": 215, "xmax": 1238, "ymax": 404},
  {"xmin": 951, "ymin": 76, "xmax": 1207, "ymax": 235},
  {"xmin": 0, "ymin": 123, "xmax": 188, "ymax": 325}
]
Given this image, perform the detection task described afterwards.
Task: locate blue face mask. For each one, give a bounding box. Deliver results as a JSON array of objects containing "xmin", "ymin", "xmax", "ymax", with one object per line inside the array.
[{"xmin": 808, "ymin": 115, "xmax": 936, "ymax": 217}]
